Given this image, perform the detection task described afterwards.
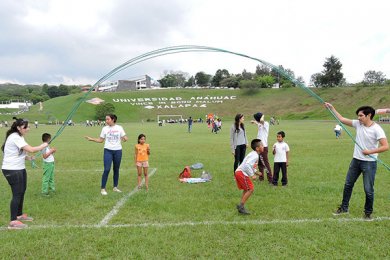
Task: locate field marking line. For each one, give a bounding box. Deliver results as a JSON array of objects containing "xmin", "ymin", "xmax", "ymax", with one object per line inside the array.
[
  {"xmin": 1, "ymin": 216, "xmax": 390, "ymax": 231},
  {"xmin": 98, "ymin": 168, "xmax": 157, "ymax": 227},
  {"xmin": 56, "ymin": 169, "xmax": 102, "ymax": 172}
]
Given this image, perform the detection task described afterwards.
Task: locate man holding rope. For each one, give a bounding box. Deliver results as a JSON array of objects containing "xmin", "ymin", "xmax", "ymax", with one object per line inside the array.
[{"xmin": 324, "ymin": 103, "xmax": 388, "ymax": 221}]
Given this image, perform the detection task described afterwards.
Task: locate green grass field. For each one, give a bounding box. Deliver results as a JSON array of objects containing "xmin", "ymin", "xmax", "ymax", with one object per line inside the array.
[{"xmin": 0, "ymin": 121, "xmax": 390, "ymax": 258}]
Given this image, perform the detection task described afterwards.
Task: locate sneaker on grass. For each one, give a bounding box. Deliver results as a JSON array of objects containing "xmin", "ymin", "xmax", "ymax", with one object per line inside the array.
[
  {"xmin": 8, "ymin": 220, "xmax": 27, "ymax": 230},
  {"xmin": 333, "ymin": 206, "xmax": 349, "ymax": 216},
  {"xmin": 113, "ymin": 187, "xmax": 122, "ymax": 193},
  {"xmin": 101, "ymin": 189, "xmax": 108, "ymax": 195},
  {"xmin": 236, "ymin": 204, "xmax": 250, "ymax": 215},
  {"xmin": 363, "ymin": 213, "xmax": 374, "ymax": 222},
  {"xmin": 17, "ymin": 213, "xmax": 34, "ymax": 221}
]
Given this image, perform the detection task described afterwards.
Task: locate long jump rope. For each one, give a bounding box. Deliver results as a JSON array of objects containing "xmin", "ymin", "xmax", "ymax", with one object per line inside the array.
[{"xmin": 31, "ymin": 45, "xmax": 390, "ymax": 171}]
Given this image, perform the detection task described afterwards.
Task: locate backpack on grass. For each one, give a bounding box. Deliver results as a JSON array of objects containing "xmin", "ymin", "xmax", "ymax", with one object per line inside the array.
[{"xmin": 179, "ymin": 166, "xmax": 191, "ymax": 178}]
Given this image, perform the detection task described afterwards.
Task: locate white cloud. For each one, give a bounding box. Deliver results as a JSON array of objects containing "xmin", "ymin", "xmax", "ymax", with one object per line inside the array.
[{"xmin": 0, "ymin": 0, "xmax": 389, "ymax": 85}]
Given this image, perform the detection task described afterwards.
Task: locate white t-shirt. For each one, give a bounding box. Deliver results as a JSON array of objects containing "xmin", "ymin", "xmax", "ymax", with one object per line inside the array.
[
  {"xmin": 236, "ymin": 150, "xmax": 259, "ymax": 177},
  {"xmin": 100, "ymin": 124, "xmax": 126, "ymax": 150},
  {"xmin": 42, "ymin": 146, "xmax": 55, "ymax": 163},
  {"xmin": 352, "ymin": 120, "xmax": 386, "ymax": 161},
  {"xmin": 273, "ymin": 141, "xmax": 290, "ymax": 163},
  {"xmin": 256, "ymin": 121, "xmax": 269, "ymax": 147},
  {"xmin": 2, "ymin": 133, "xmax": 28, "ymax": 170}
]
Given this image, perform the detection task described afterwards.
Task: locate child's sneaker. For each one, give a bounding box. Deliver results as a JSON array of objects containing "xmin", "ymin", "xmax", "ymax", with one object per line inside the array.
[
  {"xmin": 101, "ymin": 189, "xmax": 108, "ymax": 195},
  {"xmin": 363, "ymin": 213, "xmax": 374, "ymax": 222},
  {"xmin": 332, "ymin": 206, "xmax": 349, "ymax": 216},
  {"xmin": 113, "ymin": 187, "xmax": 122, "ymax": 193},
  {"xmin": 8, "ymin": 220, "xmax": 27, "ymax": 230},
  {"xmin": 17, "ymin": 213, "xmax": 34, "ymax": 221},
  {"xmin": 236, "ymin": 204, "xmax": 250, "ymax": 215}
]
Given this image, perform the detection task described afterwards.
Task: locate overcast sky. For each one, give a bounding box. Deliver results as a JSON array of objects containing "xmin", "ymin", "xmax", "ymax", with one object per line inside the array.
[{"xmin": 0, "ymin": 0, "xmax": 389, "ymax": 85}]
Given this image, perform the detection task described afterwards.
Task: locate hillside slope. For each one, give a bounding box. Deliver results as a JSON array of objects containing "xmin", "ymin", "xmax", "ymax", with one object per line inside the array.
[{"xmin": 1, "ymin": 86, "xmax": 389, "ymax": 123}]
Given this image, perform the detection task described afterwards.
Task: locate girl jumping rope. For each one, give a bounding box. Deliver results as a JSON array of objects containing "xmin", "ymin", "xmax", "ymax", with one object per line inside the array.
[{"xmin": 135, "ymin": 134, "xmax": 150, "ymax": 190}]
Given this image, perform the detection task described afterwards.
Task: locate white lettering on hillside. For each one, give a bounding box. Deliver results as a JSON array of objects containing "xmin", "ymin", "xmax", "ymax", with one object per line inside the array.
[{"xmin": 112, "ymin": 95, "xmax": 236, "ymax": 110}]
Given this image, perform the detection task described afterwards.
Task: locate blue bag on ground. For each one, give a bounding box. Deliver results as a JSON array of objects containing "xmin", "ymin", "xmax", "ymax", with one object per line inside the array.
[{"xmin": 190, "ymin": 163, "xmax": 204, "ymax": 170}]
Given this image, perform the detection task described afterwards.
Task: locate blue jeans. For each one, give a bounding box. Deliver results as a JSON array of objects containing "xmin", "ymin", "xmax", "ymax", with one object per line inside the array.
[
  {"xmin": 2, "ymin": 169, "xmax": 27, "ymax": 221},
  {"xmin": 341, "ymin": 158, "xmax": 377, "ymax": 214},
  {"xmin": 101, "ymin": 149, "xmax": 122, "ymax": 189}
]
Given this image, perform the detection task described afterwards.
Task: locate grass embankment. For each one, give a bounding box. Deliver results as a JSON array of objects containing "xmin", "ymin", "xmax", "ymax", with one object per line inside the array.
[{"xmin": 0, "ymin": 86, "xmax": 389, "ymax": 123}]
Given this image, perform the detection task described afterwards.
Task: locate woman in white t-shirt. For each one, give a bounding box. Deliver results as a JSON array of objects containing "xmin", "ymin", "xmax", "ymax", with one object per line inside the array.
[
  {"xmin": 85, "ymin": 114, "xmax": 128, "ymax": 195},
  {"xmin": 1, "ymin": 118, "xmax": 48, "ymax": 229}
]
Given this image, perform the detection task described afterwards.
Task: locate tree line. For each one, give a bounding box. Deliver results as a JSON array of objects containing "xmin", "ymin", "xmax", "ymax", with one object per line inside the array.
[
  {"xmin": 159, "ymin": 55, "xmax": 389, "ymax": 89},
  {"xmin": 0, "ymin": 83, "xmax": 84, "ymax": 104},
  {"xmin": 0, "ymin": 55, "xmax": 388, "ymax": 105}
]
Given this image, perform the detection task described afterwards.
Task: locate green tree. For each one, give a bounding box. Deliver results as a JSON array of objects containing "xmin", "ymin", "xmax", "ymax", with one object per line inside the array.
[
  {"xmin": 255, "ymin": 75, "xmax": 275, "ymax": 88},
  {"xmin": 310, "ymin": 73, "xmax": 322, "ymax": 87},
  {"xmin": 47, "ymin": 86, "xmax": 61, "ymax": 98},
  {"xmin": 195, "ymin": 71, "xmax": 211, "ymax": 86},
  {"xmin": 220, "ymin": 76, "xmax": 241, "ymax": 88},
  {"xmin": 239, "ymin": 80, "xmax": 262, "ymax": 93},
  {"xmin": 42, "ymin": 84, "xmax": 49, "ymax": 94},
  {"xmin": 158, "ymin": 74, "xmax": 177, "ymax": 88},
  {"xmin": 362, "ymin": 70, "xmax": 386, "ymax": 85},
  {"xmin": 241, "ymin": 69, "xmax": 253, "ymax": 80},
  {"xmin": 319, "ymin": 55, "xmax": 344, "ymax": 87},
  {"xmin": 95, "ymin": 103, "xmax": 115, "ymax": 120},
  {"xmin": 58, "ymin": 85, "xmax": 70, "ymax": 96},
  {"xmin": 174, "ymin": 73, "xmax": 187, "ymax": 87},
  {"xmin": 211, "ymin": 69, "xmax": 230, "ymax": 87},
  {"xmin": 184, "ymin": 76, "xmax": 195, "ymax": 87},
  {"xmin": 158, "ymin": 71, "xmax": 189, "ymax": 88},
  {"xmin": 256, "ymin": 64, "xmax": 271, "ymax": 76}
]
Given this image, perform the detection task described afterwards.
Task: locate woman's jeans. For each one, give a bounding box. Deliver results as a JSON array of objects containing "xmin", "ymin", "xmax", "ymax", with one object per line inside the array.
[
  {"xmin": 2, "ymin": 169, "xmax": 27, "ymax": 221},
  {"xmin": 101, "ymin": 149, "xmax": 122, "ymax": 189},
  {"xmin": 341, "ymin": 158, "xmax": 377, "ymax": 214},
  {"xmin": 233, "ymin": 144, "xmax": 246, "ymax": 173}
]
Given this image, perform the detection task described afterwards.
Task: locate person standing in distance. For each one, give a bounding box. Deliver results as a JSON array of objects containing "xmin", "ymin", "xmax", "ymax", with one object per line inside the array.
[
  {"xmin": 188, "ymin": 116, "xmax": 193, "ymax": 133},
  {"xmin": 85, "ymin": 114, "xmax": 128, "ymax": 195},
  {"xmin": 2, "ymin": 118, "xmax": 48, "ymax": 229},
  {"xmin": 251, "ymin": 112, "xmax": 273, "ymax": 183},
  {"xmin": 324, "ymin": 103, "xmax": 388, "ymax": 221}
]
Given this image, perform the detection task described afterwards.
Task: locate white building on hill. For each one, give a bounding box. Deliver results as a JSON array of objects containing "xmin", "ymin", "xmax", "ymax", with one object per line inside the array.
[
  {"xmin": 97, "ymin": 75, "xmax": 152, "ymax": 92},
  {"xmin": 0, "ymin": 100, "xmax": 32, "ymax": 109}
]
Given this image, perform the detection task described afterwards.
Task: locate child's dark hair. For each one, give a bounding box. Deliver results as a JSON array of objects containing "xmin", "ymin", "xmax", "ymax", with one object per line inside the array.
[
  {"xmin": 1, "ymin": 118, "xmax": 29, "ymax": 152},
  {"xmin": 137, "ymin": 134, "xmax": 146, "ymax": 144},
  {"xmin": 42, "ymin": 133, "xmax": 51, "ymax": 142},
  {"xmin": 277, "ymin": 131, "xmax": 286, "ymax": 138},
  {"xmin": 356, "ymin": 106, "xmax": 375, "ymax": 120},
  {"xmin": 251, "ymin": 138, "xmax": 262, "ymax": 150},
  {"xmin": 107, "ymin": 114, "xmax": 117, "ymax": 123},
  {"xmin": 234, "ymin": 113, "xmax": 245, "ymax": 133}
]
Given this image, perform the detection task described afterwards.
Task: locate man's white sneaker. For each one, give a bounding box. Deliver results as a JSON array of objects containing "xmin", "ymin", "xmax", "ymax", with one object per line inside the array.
[
  {"xmin": 113, "ymin": 187, "xmax": 122, "ymax": 193},
  {"xmin": 101, "ymin": 189, "xmax": 108, "ymax": 195}
]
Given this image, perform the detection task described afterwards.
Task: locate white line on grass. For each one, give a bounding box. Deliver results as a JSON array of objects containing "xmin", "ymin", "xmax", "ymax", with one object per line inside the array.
[
  {"xmin": 98, "ymin": 168, "xmax": 157, "ymax": 227},
  {"xmin": 57, "ymin": 169, "xmax": 102, "ymax": 172},
  {"xmin": 1, "ymin": 216, "xmax": 390, "ymax": 231}
]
